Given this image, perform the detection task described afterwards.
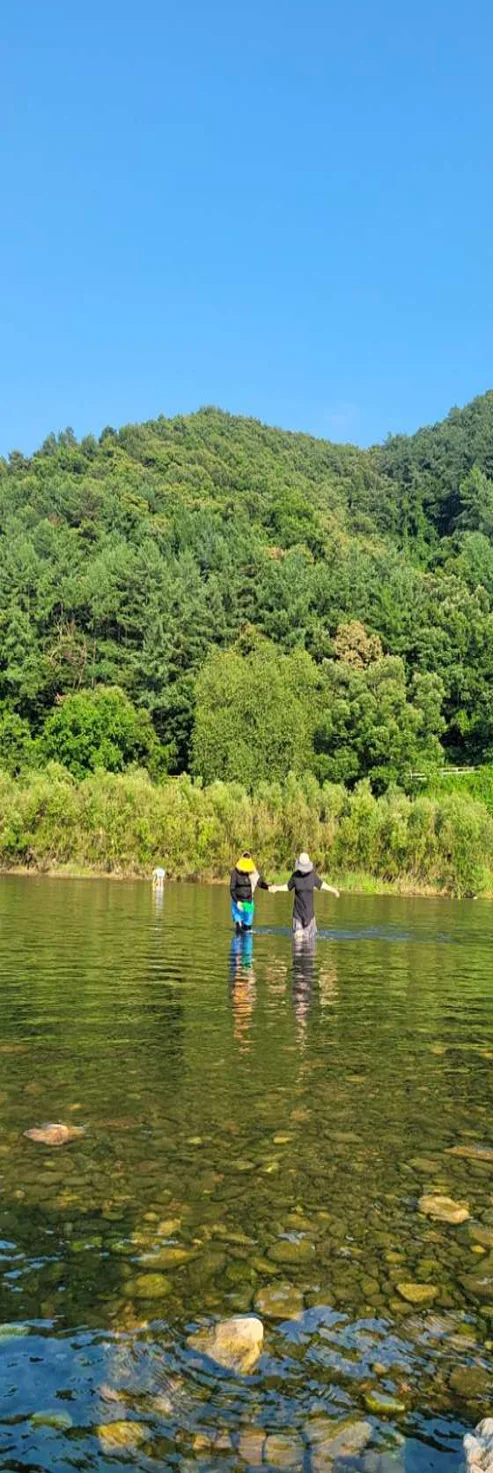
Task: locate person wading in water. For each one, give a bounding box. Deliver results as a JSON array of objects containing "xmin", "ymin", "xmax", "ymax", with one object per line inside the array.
[
  {"xmin": 230, "ymin": 851, "xmax": 271, "ymax": 931},
  {"xmin": 270, "ymin": 852, "xmax": 339, "ymax": 940}
]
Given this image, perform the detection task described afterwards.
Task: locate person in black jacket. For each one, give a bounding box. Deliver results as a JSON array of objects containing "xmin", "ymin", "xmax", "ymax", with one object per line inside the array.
[
  {"xmin": 270, "ymin": 851, "xmax": 339, "ymax": 939},
  {"xmin": 230, "ymin": 851, "xmax": 270, "ymax": 931}
]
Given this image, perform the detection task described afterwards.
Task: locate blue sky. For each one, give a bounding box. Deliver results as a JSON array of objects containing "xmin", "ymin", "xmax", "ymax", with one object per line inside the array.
[{"xmin": 1, "ymin": 0, "xmax": 492, "ymax": 454}]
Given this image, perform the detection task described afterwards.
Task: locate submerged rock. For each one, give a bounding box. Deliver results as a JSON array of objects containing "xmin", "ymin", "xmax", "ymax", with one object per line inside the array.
[
  {"xmin": 461, "ymin": 1272, "xmax": 493, "ymax": 1303},
  {"xmin": 419, "ymin": 1193, "xmax": 470, "ymax": 1224},
  {"xmin": 306, "ymin": 1415, "xmax": 372, "ymax": 1469},
  {"xmin": 450, "ymin": 1366, "xmax": 491, "ymax": 1401},
  {"xmin": 98, "ymin": 1421, "xmax": 150, "ymax": 1453},
  {"xmin": 156, "ymin": 1217, "xmax": 182, "ymax": 1236},
  {"xmin": 237, "ymin": 1426, "xmax": 265, "ymax": 1465},
  {"xmin": 252, "ymin": 1255, "xmax": 282, "ymax": 1278},
  {"xmin": 464, "ymin": 1417, "xmax": 493, "ymax": 1470},
  {"xmin": 263, "ymin": 1431, "xmax": 304, "ymax": 1468},
  {"xmin": 267, "ymin": 1237, "xmax": 314, "ymax": 1266},
  {"xmin": 30, "ymin": 1411, "xmax": 73, "ymax": 1431},
  {"xmin": 137, "ymin": 1246, "xmax": 194, "ymax": 1268},
  {"xmin": 470, "ymin": 1225, "xmax": 493, "ymax": 1249},
  {"xmin": 396, "ymin": 1282, "xmax": 438, "ymax": 1306},
  {"xmin": 408, "ymin": 1156, "xmax": 443, "ymax": 1172},
  {"xmin": 187, "ymin": 1314, "xmax": 263, "ymax": 1373},
  {"xmin": 24, "ymin": 1123, "xmax": 84, "ymax": 1147},
  {"xmin": 98, "ymin": 1384, "xmax": 127, "ymax": 1405},
  {"xmin": 364, "ymin": 1390, "xmax": 406, "ymax": 1415},
  {"xmin": 254, "ymin": 1283, "xmax": 304, "ymax": 1320},
  {"xmin": 448, "ymin": 1144, "xmax": 493, "ymax": 1163},
  {"xmin": 192, "ymin": 1428, "xmax": 232, "ymax": 1453},
  {"xmin": 126, "ymin": 1272, "xmax": 172, "ymax": 1300}
]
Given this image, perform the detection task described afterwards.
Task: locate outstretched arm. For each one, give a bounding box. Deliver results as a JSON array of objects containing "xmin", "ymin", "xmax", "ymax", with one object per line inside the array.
[
  {"xmin": 321, "ymin": 881, "xmax": 340, "ymax": 897},
  {"xmin": 256, "ymin": 873, "xmax": 270, "ymax": 891},
  {"xmin": 269, "ymin": 883, "xmax": 289, "ymax": 893}
]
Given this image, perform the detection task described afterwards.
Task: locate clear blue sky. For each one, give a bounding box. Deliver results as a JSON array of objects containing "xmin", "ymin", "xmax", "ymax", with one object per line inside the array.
[{"xmin": 1, "ymin": 0, "xmax": 492, "ymax": 455}]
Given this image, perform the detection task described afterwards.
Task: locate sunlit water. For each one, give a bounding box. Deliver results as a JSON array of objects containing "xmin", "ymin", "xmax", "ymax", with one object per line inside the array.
[{"xmin": 0, "ymin": 878, "xmax": 492, "ymax": 1471}]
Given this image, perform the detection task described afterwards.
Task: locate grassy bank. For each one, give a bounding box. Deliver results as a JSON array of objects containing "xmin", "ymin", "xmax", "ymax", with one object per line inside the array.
[
  {"xmin": 0, "ymin": 765, "xmax": 492, "ymax": 897},
  {"xmin": 0, "ymin": 862, "xmax": 464, "ymax": 898}
]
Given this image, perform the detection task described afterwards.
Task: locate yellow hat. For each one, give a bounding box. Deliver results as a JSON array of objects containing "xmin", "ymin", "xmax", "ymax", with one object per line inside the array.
[{"xmin": 236, "ymin": 853, "xmax": 255, "ymax": 873}]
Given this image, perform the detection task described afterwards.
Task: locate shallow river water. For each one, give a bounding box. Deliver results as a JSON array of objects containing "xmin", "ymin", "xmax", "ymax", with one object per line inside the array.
[{"xmin": 0, "ymin": 878, "xmax": 492, "ymax": 1472}]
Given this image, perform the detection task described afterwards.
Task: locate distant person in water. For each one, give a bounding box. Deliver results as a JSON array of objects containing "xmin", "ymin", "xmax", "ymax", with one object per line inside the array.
[
  {"xmin": 230, "ymin": 852, "xmax": 271, "ymax": 931},
  {"xmin": 270, "ymin": 852, "xmax": 339, "ymax": 939}
]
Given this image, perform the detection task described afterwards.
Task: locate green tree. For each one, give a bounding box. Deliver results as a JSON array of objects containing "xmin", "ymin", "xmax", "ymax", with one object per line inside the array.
[
  {"xmin": 0, "ymin": 706, "xmax": 35, "ymax": 775},
  {"xmin": 192, "ymin": 639, "xmax": 319, "ymax": 787},
  {"xmin": 40, "ymin": 686, "xmax": 165, "ymax": 779},
  {"xmin": 456, "ymin": 465, "xmax": 493, "ymax": 535},
  {"xmin": 3, "ymin": 395, "xmax": 493, "ymax": 780},
  {"xmin": 314, "ymin": 649, "xmax": 444, "ymax": 790}
]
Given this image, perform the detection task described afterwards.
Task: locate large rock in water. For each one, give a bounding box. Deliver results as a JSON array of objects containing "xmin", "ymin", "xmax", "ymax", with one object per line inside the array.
[
  {"xmin": 464, "ymin": 1417, "xmax": 493, "ymax": 1470},
  {"xmin": 448, "ymin": 1144, "xmax": 493, "ymax": 1163},
  {"xmin": 24, "ymin": 1123, "xmax": 84, "ymax": 1147},
  {"xmin": 396, "ymin": 1282, "xmax": 438, "ymax": 1306},
  {"xmin": 186, "ymin": 1315, "xmax": 263, "ymax": 1373},
  {"xmin": 419, "ymin": 1193, "xmax": 470, "ymax": 1224}
]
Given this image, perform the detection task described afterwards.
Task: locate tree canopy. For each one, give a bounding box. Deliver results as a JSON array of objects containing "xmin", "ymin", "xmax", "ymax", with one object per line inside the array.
[{"xmin": 1, "ymin": 395, "xmax": 493, "ymax": 786}]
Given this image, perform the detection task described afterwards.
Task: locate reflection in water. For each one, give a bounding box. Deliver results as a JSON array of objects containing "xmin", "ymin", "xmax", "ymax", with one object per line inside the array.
[
  {"xmin": 229, "ymin": 930, "xmax": 256, "ymax": 1051},
  {"xmin": 0, "ymin": 880, "xmax": 492, "ymax": 1471},
  {"xmin": 152, "ymin": 881, "xmax": 165, "ymax": 916},
  {"xmin": 291, "ymin": 930, "xmax": 316, "ymax": 1042},
  {"xmin": 291, "ymin": 935, "xmax": 339, "ymax": 1039}
]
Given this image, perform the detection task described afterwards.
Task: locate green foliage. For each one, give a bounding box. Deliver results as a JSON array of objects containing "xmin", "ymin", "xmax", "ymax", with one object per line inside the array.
[
  {"xmin": 40, "ymin": 686, "xmax": 166, "ymax": 779},
  {"xmin": 0, "ymin": 767, "xmax": 489, "ymax": 896},
  {"xmin": 2, "ymin": 394, "xmax": 493, "ymax": 783},
  {"xmin": 192, "ymin": 638, "xmax": 319, "ymax": 786},
  {"xmin": 455, "ymin": 466, "xmax": 493, "ymax": 536},
  {"xmin": 314, "ymin": 649, "xmax": 444, "ymax": 790},
  {"xmin": 377, "ymin": 391, "xmax": 493, "ymax": 537},
  {"xmin": 0, "ymin": 706, "xmax": 35, "ymax": 775},
  {"xmin": 425, "ymin": 763, "xmax": 493, "ymax": 812}
]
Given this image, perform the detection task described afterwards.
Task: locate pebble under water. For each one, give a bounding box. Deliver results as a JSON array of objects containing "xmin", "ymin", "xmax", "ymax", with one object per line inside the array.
[{"xmin": 0, "ymin": 876, "xmax": 492, "ymax": 1471}]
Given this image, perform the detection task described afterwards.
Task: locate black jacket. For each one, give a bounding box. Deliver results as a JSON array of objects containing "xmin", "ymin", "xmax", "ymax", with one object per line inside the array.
[{"xmin": 230, "ymin": 867, "xmax": 269, "ymax": 903}]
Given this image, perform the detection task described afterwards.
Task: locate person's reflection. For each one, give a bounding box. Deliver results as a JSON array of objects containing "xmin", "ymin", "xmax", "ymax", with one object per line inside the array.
[
  {"xmin": 229, "ymin": 932, "xmax": 256, "ymax": 1052},
  {"xmin": 152, "ymin": 884, "xmax": 164, "ymax": 917},
  {"xmin": 292, "ymin": 932, "xmax": 316, "ymax": 1044}
]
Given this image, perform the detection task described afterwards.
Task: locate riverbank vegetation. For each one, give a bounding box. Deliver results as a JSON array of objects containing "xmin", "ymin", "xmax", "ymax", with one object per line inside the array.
[
  {"xmin": 0, "ymin": 767, "xmax": 491, "ymax": 896},
  {"xmin": 2, "ymin": 394, "xmax": 493, "ymax": 892}
]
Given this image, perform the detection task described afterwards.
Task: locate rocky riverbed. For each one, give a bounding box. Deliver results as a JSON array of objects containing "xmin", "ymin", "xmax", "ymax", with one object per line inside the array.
[{"xmin": 1, "ymin": 881, "xmax": 493, "ymax": 1468}]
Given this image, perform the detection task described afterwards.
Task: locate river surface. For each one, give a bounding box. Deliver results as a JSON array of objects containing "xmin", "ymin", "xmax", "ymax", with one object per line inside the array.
[{"xmin": 0, "ymin": 879, "xmax": 492, "ymax": 1471}]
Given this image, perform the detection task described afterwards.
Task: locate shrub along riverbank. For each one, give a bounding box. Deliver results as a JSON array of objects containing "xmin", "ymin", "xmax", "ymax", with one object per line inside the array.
[{"xmin": 0, "ymin": 765, "xmax": 491, "ymax": 897}]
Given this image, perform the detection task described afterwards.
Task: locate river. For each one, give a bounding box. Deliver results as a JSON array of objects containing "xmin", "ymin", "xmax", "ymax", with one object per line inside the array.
[{"xmin": 0, "ymin": 877, "xmax": 492, "ymax": 1470}]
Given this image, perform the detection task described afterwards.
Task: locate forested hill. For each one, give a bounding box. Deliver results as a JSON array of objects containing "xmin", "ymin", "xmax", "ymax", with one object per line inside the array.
[{"xmin": 2, "ymin": 393, "xmax": 493, "ymax": 791}]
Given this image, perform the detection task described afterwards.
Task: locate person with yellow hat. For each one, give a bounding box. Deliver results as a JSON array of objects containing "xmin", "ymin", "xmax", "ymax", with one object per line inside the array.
[
  {"xmin": 270, "ymin": 852, "xmax": 339, "ymax": 939},
  {"xmin": 230, "ymin": 851, "xmax": 271, "ymax": 931}
]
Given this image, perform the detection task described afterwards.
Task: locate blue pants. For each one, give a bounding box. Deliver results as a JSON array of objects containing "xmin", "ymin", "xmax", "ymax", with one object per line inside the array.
[{"xmin": 232, "ymin": 900, "xmax": 254, "ymax": 930}]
